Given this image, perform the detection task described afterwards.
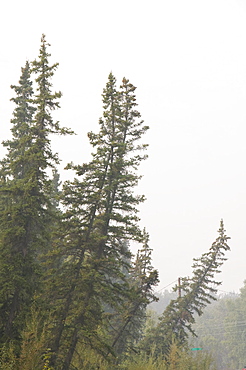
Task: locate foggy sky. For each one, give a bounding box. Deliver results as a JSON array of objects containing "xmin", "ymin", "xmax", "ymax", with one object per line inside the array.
[{"xmin": 1, "ymin": 0, "xmax": 246, "ymax": 293}]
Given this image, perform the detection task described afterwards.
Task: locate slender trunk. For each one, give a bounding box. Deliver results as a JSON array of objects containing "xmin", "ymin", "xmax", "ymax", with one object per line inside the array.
[
  {"xmin": 110, "ymin": 284, "xmax": 150, "ymax": 354},
  {"xmin": 62, "ymin": 328, "xmax": 79, "ymax": 370},
  {"xmin": 50, "ymin": 288, "xmax": 75, "ymax": 362},
  {"xmin": 61, "ymin": 282, "xmax": 94, "ymax": 369}
]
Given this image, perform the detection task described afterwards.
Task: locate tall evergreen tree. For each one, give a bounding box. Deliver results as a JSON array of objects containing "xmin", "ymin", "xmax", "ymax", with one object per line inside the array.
[
  {"xmin": 0, "ymin": 35, "xmax": 72, "ymax": 354},
  {"xmin": 47, "ymin": 73, "xmax": 150, "ymax": 369},
  {"xmin": 0, "ymin": 61, "xmax": 37, "ymax": 348}
]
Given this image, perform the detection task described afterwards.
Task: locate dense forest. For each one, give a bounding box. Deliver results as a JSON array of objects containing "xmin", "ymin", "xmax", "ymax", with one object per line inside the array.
[{"xmin": 0, "ymin": 35, "xmax": 243, "ymax": 369}]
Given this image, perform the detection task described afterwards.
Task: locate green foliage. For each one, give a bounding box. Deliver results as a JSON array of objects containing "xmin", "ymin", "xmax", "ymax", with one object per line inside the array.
[
  {"xmin": 44, "ymin": 73, "xmax": 151, "ymax": 369},
  {"xmin": 0, "ymin": 35, "xmax": 233, "ymax": 370},
  {"xmin": 0, "ymin": 60, "xmax": 39, "ymax": 349},
  {"xmin": 17, "ymin": 308, "xmax": 51, "ymax": 370},
  {"xmin": 107, "ymin": 231, "xmax": 159, "ymax": 358},
  {"xmin": 119, "ymin": 343, "xmax": 215, "ymax": 370},
  {"xmin": 0, "ymin": 343, "xmax": 17, "ymax": 370},
  {"xmin": 192, "ymin": 287, "xmax": 246, "ymax": 370},
  {"xmin": 71, "ymin": 343, "xmax": 109, "ymax": 369},
  {"xmin": 0, "ymin": 34, "xmax": 72, "ymax": 358},
  {"xmin": 0, "ymin": 308, "xmax": 54, "ymax": 370},
  {"xmin": 141, "ymin": 220, "xmax": 230, "ymax": 358}
]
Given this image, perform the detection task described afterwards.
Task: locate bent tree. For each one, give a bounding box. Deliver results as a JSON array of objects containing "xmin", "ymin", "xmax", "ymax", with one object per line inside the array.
[
  {"xmin": 47, "ymin": 74, "xmax": 152, "ymax": 369},
  {"xmin": 141, "ymin": 220, "xmax": 230, "ymax": 358},
  {"xmin": 108, "ymin": 230, "xmax": 159, "ymax": 357}
]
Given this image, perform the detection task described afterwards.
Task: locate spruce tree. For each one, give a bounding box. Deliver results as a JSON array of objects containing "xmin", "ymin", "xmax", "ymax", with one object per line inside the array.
[
  {"xmin": 108, "ymin": 230, "xmax": 159, "ymax": 357},
  {"xmin": 47, "ymin": 73, "xmax": 150, "ymax": 369},
  {"xmin": 0, "ymin": 35, "xmax": 72, "ymax": 354},
  {"xmin": 0, "ymin": 61, "xmax": 37, "ymax": 348},
  {"xmin": 31, "ymin": 34, "xmax": 72, "ymax": 202},
  {"xmin": 27, "ymin": 33, "xmax": 73, "ymax": 262},
  {"xmin": 141, "ymin": 220, "xmax": 230, "ymax": 358}
]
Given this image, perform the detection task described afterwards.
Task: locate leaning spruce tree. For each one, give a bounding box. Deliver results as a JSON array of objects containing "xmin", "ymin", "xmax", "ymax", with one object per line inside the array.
[
  {"xmin": 108, "ymin": 230, "xmax": 159, "ymax": 358},
  {"xmin": 141, "ymin": 220, "xmax": 230, "ymax": 359},
  {"xmin": 0, "ymin": 35, "xmax": 72, "ymax": 356},
  {"xmin": 46, "ymin": 73, "xmax": 151, "ymax": 369}
]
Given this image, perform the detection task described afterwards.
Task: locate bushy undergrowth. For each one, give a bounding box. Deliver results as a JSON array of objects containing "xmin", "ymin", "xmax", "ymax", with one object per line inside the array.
[{"xmin": 70, "ymin": 342, "xmax": 216, "ymax": 370}]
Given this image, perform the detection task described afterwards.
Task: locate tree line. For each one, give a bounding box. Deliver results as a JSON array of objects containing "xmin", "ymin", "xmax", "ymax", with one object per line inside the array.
[
  {"xmin": 0, "ymin": 35, "xmax": 231, "ymax": 369},
  {"xmin": 191, "ymin": 283, "xmax": 246, "ymax": 369}
]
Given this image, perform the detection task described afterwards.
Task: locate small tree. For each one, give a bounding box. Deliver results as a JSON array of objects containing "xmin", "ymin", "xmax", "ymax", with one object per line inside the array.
[{"xmin": 108, "ymin": 230, "xmax": 159, "ymax": 357}]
